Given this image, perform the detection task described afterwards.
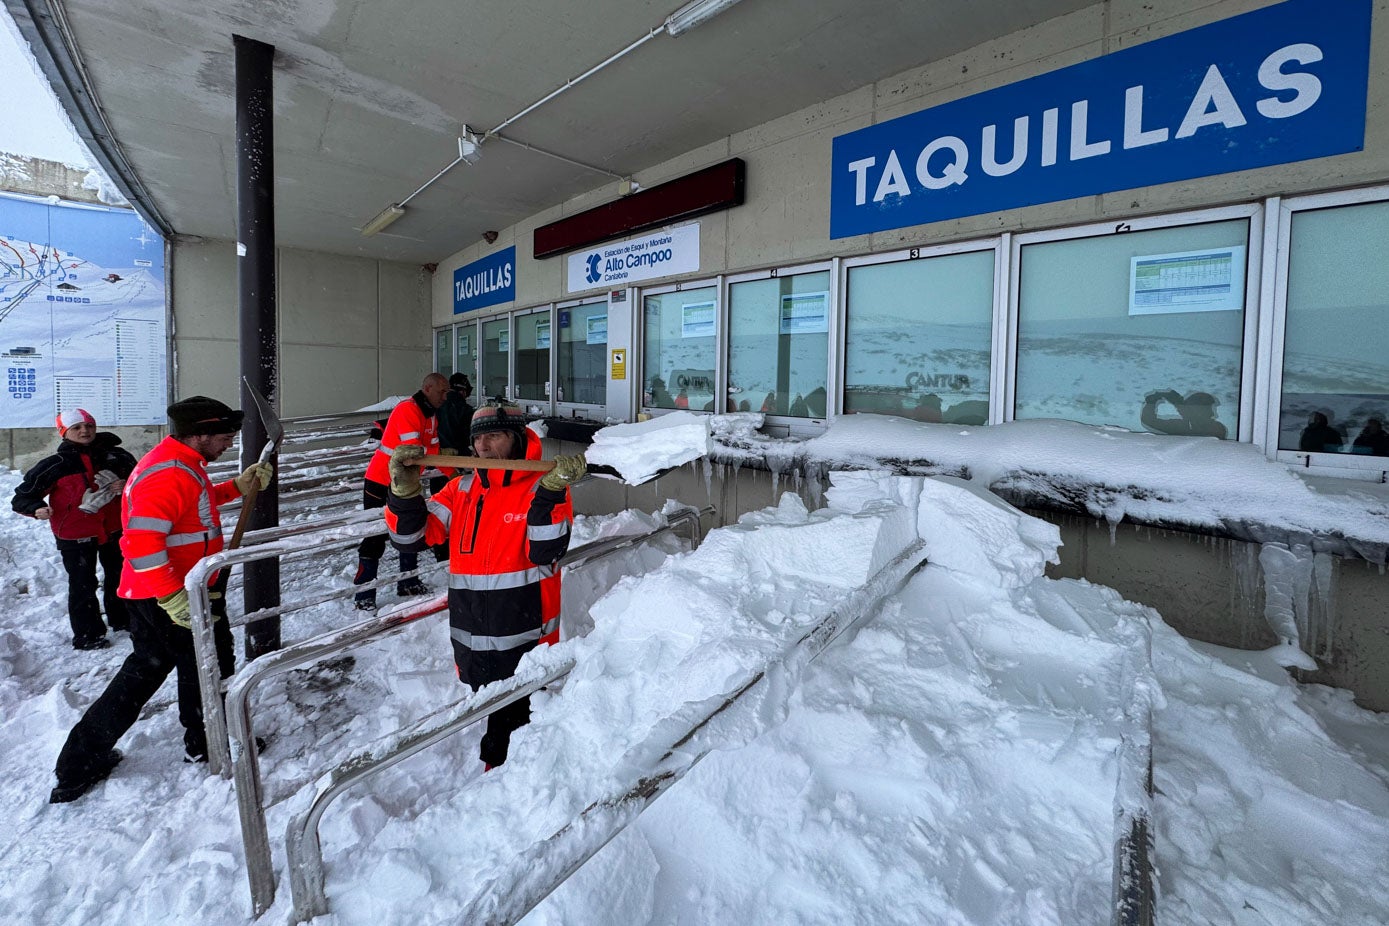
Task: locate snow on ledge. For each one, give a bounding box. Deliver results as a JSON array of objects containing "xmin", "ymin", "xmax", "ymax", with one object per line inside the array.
[{"xmin": 709, "ymin": 416, "xmax": 1389, "ymax": 562}]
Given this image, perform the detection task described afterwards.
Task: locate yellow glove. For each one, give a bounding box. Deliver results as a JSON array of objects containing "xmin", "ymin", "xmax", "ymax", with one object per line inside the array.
[
  {"xmin": 389, "ymin": 444, "xmax": 427, "ymax": 499},
  {"xmin": 234, "ymin": 462, "xmax": 274, "ymax": 495},
  {"xmin": 440, "ymin": 447, "xmax": 458, "ymax": 456},
  {"xmin": 539, "ymin": 453, "xmax": 587, "ymax": 491},
  {"xmin": 158, "ymin": 589, "xmax": 193, "ymax": 629}
]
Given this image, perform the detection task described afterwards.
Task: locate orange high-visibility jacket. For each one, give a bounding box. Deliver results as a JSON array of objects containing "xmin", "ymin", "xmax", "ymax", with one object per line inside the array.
[
  {"xmin": 364, "ymin": 392, "xmax": 442, "ymax": 486},
  {"xmin": 385, "ymin": 431, "xmax": 571, "ymax": 686},
  {"xmin": 118, "ymin": 436, "xmax": 243, "ymax": 599}
]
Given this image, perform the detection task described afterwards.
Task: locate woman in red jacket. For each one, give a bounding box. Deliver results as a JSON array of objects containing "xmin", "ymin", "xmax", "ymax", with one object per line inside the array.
[{"xmin": 12, "ymin": 409, "xmax": 136, "ymax": 649}]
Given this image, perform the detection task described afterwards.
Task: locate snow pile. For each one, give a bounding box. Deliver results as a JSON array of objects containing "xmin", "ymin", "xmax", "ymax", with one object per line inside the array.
[
  {"xmin": 782, "ymin": 415, "xmax": 1389, "ymax": 559},
  {"xmin": 2, "ymin": 466, "xmax": 1388, "ymax": 925},
  {"xmin": 585, "ymin": 411, "xmax": 711, "ymax": 483}
]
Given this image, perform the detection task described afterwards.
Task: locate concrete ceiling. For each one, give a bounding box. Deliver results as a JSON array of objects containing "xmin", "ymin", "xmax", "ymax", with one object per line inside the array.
[{"xmin": 10, "ymin": 0, "xmax": 1094, "ymax": 264}]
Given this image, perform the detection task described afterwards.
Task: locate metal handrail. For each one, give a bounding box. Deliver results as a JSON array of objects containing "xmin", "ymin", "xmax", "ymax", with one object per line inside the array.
[
  {"xmin": 291, "ymin": 535, "xmax": 926, "ymax": 925},
  {"xmin": 218, "ymin": 506, "xmax": 710, "ymax": 916},
  {"xmin": 183, "ymin": 511, "xmax": 439, "ymax": 778}
]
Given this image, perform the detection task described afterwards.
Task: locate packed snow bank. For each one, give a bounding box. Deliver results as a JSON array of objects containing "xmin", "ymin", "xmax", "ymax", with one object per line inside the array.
[
  {"xmin": 714, "ymin": 415, "xmax": 1389, "ymax": 561},
  {"xmin": 320, "ymin": 474, "xmax": 1154, "ymax": 924}
]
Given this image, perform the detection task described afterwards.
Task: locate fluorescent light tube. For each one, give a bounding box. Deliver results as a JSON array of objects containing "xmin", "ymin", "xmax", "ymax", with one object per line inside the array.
[
  {"xmin": 361, "ymin": 203, "xmax": 405, "ymax": 236},
  {"xmin": 665, "ymin": 0, "xmax": 744, "ymax": 36}
]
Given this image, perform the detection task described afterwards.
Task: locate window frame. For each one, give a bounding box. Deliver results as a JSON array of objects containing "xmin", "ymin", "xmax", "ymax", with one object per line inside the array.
[
  {"xmin": 1267, "ymin": 184, "xmax": 1389, "ymax": 476},
  {"xmin": 553, "ymin": 294, "xmax": 610, "ymax": 418},
  {"xmin": 638, "ymin": 276, "xmax": 723, "ymax": 417},
  {"xmin": 839, "ymin": 236, "xmax": 1003, "ymax": 423},
  {"xmin": 1005, "ymin": 203, "xmax": 1264, "ymax": 440},
  {"xmin": 724, "ymin": 259, "xmax": 834, "ymax": 433}
]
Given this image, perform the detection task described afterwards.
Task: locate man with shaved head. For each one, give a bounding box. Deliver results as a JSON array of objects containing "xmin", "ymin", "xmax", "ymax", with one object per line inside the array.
[{"xmin": 352, "ymin": 372, "xmax": 451, "ymax": 610}]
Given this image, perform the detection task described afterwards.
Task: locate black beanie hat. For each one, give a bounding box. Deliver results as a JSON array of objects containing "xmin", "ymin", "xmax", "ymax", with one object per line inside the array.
[
  {"xmin": 470, "ymin": 404, "xmax": 527, "ymax": 442},
  {"xmin": 168, "ymin": 396, "xmax": 244, "ymax": 436},
  {"xmin": 449, "ymin": 372, "xmax": 472, "ymax": 391}
]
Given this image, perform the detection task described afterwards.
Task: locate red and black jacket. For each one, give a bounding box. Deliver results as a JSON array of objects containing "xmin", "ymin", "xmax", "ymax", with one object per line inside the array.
[
  {"xmin": 386, "ymin": 430, "xmax": 572, "ymax": 688},
  {"xmin": 364, "ymin": 391, "xmax": 447, "ymax": 486},
  {"xmin": 11, "ymin": 432, "xmax": 136, "ymax": 547}
]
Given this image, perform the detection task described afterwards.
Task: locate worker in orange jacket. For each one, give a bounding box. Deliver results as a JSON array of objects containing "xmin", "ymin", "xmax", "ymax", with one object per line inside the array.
[
  {"xmin": 49, "ymin": 396, "xmax": 273, "ymax": 803},
  {"xmin": 386, "ymin": 404, "xmax": 585, "ymax": 769},
  {"xmin": 353, "ymin": 372, "xmax": 451, "ymax": 610}
]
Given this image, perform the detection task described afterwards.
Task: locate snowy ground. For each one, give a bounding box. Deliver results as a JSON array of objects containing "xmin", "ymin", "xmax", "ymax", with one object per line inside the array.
[{"xmin": 2, "ymin": 441, "xmax": 1388, "ymax": 924}]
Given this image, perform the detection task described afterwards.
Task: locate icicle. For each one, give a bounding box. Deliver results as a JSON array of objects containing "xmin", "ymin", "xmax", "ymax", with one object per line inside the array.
[
  {"xmin": 1310, "ymin": 551, "xmax": 1337, "ymax": 661},
  {"xmin": 1256, "ymin": 542, "xmax": 1318, "ymax": 669}
]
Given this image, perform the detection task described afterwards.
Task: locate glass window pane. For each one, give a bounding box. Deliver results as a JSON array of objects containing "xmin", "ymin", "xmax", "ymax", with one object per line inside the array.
[
  {"xmin": 481, "ymin": 317, "xmax": 509, "ymax": 402},
  {"xmin": 435, "ymin": 328, "xmax": 452, "ymax": 379},
  {"xmin": 844, "ymin": 252, "xmax": 993, "ymax": 424},
  {"xmin": 557, "ymin": 301, "xmax": 607, "ymax": 405},
  {"xmin": 1280, "ymin": 201, "xmax": 1389, "ymax": 457},
  {"xmin": 1016, "ymin": 220, "xmax": 1248, "ymax": 437},
  {"xmin": 514, "ymin": 312, "xmax": 550, "ymax": 402},
  {"xmin": 728, "ymin": 271, "xmax": 830, "ymax": 417},
  {"xmin": 455, "ymin": 323, "xmax": 475, "ymax": 385},
  {"xmin": 643, "ymin": 286, "xmax": 717, "ymax": 411}
]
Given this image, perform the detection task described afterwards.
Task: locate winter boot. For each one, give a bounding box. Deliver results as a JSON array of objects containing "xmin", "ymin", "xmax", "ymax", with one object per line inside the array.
[
  {"xmin": 396, "ymin": 577, "xmax": 430, "ymax": 597},
  {"xmin": 352, "ymin": 557, "xmax": 379, "ymax": 611},
  {"xmin": 50, "ymin": 749, "xmax": 122, "ymax": 803}
]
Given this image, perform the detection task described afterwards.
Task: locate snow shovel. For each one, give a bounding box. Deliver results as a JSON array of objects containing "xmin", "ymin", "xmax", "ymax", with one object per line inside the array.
[
  {"xmin": 426, "ymin": 454, "xmax": 660, "ymax": 484},
  {"xmin": 228, "ymin": 378, "xmax": 284, "ymax": 549}
]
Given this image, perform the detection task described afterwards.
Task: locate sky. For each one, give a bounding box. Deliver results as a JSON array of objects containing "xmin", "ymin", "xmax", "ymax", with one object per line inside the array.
[
  {"xmin": 1, "ymin": 413, "xmax": 1388, "ymax": 925},
  {"xmin": 0, "ymin": 8, "xmax": 93, "ymax": 167}
]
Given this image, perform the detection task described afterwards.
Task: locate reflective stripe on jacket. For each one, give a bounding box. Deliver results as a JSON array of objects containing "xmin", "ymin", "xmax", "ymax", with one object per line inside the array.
[
  {"xmin": 364, "ymin": 391, "xmax": 443, "ymax": 485},
  {"xmin": 118, "ymin": 436, "xmax": 242, "ymax": 599},
  {"xmin": 386, "ymin": 430, "xmax": 571, "ymax": 681}
]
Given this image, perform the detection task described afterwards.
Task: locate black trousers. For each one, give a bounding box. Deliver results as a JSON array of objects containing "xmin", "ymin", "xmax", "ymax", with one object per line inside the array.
[
  {"xmin": 474, "ymin": 686, "xmax": 531, "ymax": 768},
  {"xmin": 58, "ymin": 535, "xmax": 128, "ymax": 640},
  {"xmin": 355, "ymin": 479, "xmax": 419, "ymax": 571},
  {"xmin": 53, "ymin": 594, "xmax": 234, "ymax": 786}
]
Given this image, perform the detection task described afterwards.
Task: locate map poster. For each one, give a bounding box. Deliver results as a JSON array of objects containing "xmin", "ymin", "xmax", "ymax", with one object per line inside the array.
[{"xmin": 0, "ymin": 192, "xmax": 166, "ymax": 428}]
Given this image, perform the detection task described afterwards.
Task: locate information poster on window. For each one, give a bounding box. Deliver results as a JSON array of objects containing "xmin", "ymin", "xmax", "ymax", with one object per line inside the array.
[
  {"xmin": 681, "ymin": 300, "xmax": 715, "ymax": 338},
  {"xmin": 458, "ymin": 333, "xmax": 469, "ymax": 357},
  {"xmin": 498, "ymin": 330, "xmax": 509, "ymax": 353},
  {"xmin": 1129, "ymin": 246, "xmax": 1246, "ymax": 316},
  {"xmin": 0, "ymin": 193, "xmax": 166, "ymax": 427},
  {"xmin": 586, "ymin": 314, "xmax": 607, "ymax": 345},
  {"xmin": 779, "ymin": 292, "xmax": 829, "ymax": 335},
  {"xmin": 536, "ymin": 320, "xmax": 551, "ymax": 349}
]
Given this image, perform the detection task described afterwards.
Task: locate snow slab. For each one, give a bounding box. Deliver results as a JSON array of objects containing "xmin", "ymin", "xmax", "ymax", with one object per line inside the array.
[{"xmin": 584, "ymin": 411, "xmax": 712, "ymax": 483}]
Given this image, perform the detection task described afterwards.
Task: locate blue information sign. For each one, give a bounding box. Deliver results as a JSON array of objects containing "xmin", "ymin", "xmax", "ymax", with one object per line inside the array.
[
  {"xmin": 830, "ymin": 0, "xmax": 1371, "ymax": 239},
  {"xmin": 453, "ymin": 246, "xmax": 516, "ymax": 314}
]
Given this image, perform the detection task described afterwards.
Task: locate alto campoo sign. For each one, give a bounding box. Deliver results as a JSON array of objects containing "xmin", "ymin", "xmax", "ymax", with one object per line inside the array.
[{"xmin": 829, "ymin": 0, "xmax": 1370, "ymax": 239}]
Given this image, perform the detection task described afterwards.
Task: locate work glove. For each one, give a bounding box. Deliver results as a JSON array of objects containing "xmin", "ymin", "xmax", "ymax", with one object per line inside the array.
[
  {"xmin": 538, "ymin": 453, "xmax": 587, "ymax": 491},
  {"xmin": 158, "ymin": 589, "xmax": 193, "ymax": 630},
  {"xmin": 234, "ymin": 462, "xmax": 274, "ymax": 496},
  {"xmin": 440, "ymin": 447, "xmax": 458, "ymax": 456},
  {"xmin": 78, "ymin": 469, "xmax": 124, "ymax": 514},
  {"xmin": 389, "ymin": 444, "xmax": 426, "ymax": 499}
]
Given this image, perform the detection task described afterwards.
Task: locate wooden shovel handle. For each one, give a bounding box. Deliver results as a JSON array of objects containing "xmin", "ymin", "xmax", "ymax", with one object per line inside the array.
[
  {"xmin": 228, "ymin": 482, "xmax": 258, "ymax": 550},
  {"xmin": 429, "ymin": 454, "xmax": 556, "ymax": 472}
]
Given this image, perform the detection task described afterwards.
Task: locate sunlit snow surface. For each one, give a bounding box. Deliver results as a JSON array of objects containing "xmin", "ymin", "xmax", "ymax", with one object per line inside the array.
[{"xmin": 1, "ymin": 460, "xmax": 1387, "ymax": 925}]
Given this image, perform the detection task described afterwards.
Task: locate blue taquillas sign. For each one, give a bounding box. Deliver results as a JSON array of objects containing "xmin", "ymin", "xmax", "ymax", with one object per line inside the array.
[
  {"xmin": 829, "ymin": 0, "xmax": 1371, "ymax": 239},
  {"xmin": 453, "ymin": 246, "xmax": 516, "ymax": 314}
]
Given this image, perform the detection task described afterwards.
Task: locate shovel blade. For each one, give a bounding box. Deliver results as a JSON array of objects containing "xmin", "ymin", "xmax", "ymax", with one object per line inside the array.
[{"xmin": 242, "ymin": 377, "xmax": 284, "ymax": 463}]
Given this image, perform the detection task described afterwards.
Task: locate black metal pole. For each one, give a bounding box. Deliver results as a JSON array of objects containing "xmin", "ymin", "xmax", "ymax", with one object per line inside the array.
[{"xmin": 234, "ymin": 34, "xmax": 280, "ymax": 658}]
